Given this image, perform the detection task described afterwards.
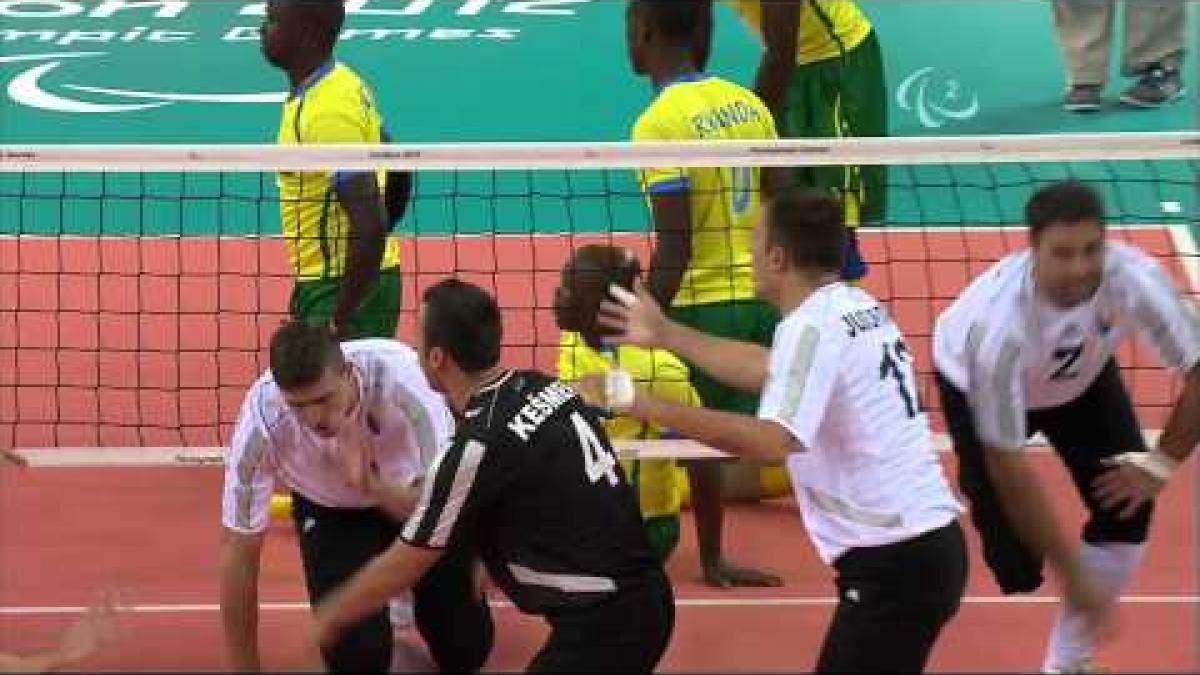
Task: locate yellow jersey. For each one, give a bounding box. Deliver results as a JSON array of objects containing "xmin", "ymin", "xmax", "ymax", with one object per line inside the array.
[
  {"xmin": 727, "ymin": 0, "xmax": 873, "ymax": 65},
  {"xmin": 557, "ymin": 332, "xmax": 698, "ymax": 519},
  {"xmin": 277, "ymin": 61, "xmax": 401, "ymax": 280},
  {"xmin": 632, "ymin": 74, "xmax": 777, "ymax": 307}
]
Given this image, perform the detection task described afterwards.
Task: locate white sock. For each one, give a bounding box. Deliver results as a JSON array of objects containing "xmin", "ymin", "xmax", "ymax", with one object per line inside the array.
[{"xmin": 1041, "ymin": 541, "xmax": 1146, "ymax": 672}]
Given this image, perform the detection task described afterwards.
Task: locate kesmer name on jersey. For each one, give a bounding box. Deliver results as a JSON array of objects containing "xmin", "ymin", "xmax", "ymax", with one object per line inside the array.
[
  {"xmin": 507, "ymin": 381, "xmax": 577, "ymax": 442},
  {"xmin": 842, "ymin": 305, "xmax": 889, "ymax": 338}
]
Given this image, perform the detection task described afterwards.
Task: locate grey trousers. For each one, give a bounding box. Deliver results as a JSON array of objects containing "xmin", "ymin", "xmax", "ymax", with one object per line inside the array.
[{"xmin": 1053, "ymin": 0, "xmax": 1187, "ymax": 85}]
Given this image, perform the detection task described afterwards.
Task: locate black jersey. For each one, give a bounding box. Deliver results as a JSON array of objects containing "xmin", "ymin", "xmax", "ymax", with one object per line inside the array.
[{"xmin": 401, "ymin": 369, "xmax": 662, "ymax": 614}]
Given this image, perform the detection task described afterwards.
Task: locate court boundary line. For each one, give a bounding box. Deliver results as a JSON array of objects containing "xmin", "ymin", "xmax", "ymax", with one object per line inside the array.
[{"xmin": 1, "ymin": 594, "xmax": 1196, "ymax": 616}]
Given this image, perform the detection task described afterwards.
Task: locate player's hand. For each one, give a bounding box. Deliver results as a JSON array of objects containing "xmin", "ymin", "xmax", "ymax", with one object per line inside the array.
[
  {"xmin": 55, "ymin": 592, "xmax": 124, "ymax": 666},
  {"xmin": 702, "ymin": 558, "xmax": 784, "ymax": 589},
  {"xmin": 337, "ymin": 425, "xmax": 377, "ymax": 494},
  {"xmin": 574, "ymin": 371, "xmax": 638, "ymax": 414},
  {"xmin": 1094, "ymin": 450, "xmax": 1175, "ymax": 520},
  {"xmin": 0, "ymin": 449, "xmax": 29, "ymax": 468},
  {"xmin": 597, "ymin": 278, "xmax": 668, "ymax": 348}
]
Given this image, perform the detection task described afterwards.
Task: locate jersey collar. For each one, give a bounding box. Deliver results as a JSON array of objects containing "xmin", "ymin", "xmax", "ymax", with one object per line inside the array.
[
  {"xmin": 291, "ymin": 59, "xmax": 335, "ymax": 100},
  {"xmin": 658, "ymin": 71, "xmax": 708, "ymax": 92}
]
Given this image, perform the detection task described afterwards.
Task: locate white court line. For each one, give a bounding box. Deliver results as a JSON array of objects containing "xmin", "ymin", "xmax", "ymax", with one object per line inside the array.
[
  {"xmin": 1167, "ymin": 223, "xmax": 1200, "ymax": 294},
  {"xmin": 1, "ymin": 594, "xmax": 1196, "ymax": 617}
]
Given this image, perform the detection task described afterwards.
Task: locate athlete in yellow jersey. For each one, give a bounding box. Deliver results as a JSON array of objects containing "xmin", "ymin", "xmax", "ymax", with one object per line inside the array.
[
  {"xmin": 724, "ymin": 0, "xmax": 886, "ymax": 281},
  {"xmin": 556, "ymin": 246, "xmax": 696, "ymax": 562},
  {"xmin": 263, "ymin": 0, "xmax": 405, "ymax": 340},
  {"xmin": 625, "ymin": 0, "xmax": 782, "ymax": 589}
]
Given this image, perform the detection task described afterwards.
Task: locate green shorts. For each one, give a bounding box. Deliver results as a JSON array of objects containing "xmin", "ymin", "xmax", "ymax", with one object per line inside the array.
[
  {"xmin": 668, "ymin": 299, "xmax": 780, "ymax": 415},
  {"xmin": 783, "ymin": 30, "xmax": 887, "ymax": 279},
  {"xmin": 644, "ymin": 514, "xmax": 681, "ymax": 564},
  {"xmin": 289, "ymin": 266, "xmax": 402, "ymax": 340}
]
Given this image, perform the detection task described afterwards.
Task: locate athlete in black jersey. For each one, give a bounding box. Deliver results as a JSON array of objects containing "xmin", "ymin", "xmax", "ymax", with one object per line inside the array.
[{"xmin": 310, "ymin": 279, "xmax": 674, "ymax": 672}]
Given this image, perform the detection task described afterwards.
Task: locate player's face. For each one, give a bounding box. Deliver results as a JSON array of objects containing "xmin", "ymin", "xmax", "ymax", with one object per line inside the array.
[
  {"xmin": 280, "ymin": 361, "xmax": 355, "ymax": 438},
  {"xmin": 751, "ymin": 215, "xmax": 784, "ymax": 301},
  {"xmin": 260, "ymin": 1, "xmax": 300, "ymax": 69},
  {"xmin": 1032, "ymin": 219, "xmax": 1106, "ymax": 307}
]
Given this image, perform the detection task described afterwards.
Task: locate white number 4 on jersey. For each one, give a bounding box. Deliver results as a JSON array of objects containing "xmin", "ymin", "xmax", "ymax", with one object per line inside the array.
[{"xmin": 571, "ymin": 412, "xmax": 619, "ymax": 486}]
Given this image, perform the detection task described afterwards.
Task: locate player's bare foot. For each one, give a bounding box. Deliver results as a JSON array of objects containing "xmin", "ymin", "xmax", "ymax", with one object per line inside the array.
[{"xmin": 702, "ymin": 559, "xmax": 783, "ymax": 588}]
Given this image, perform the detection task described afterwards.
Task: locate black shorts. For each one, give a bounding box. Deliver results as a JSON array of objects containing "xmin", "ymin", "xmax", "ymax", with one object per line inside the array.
[
  {"xmin": 291, "ymin": 492, "xmax": 494, "ymax": 673},
  {"xmin": 527, "ymin": 571, "xmax": 675, "ymax": 673},
  {"xmin": 935, "ymin": 359, "xmax": 1153, "ymax": 594},
  {"xmin": 816, "ymin": 522, "xmax": 968, "ymax": 673}
]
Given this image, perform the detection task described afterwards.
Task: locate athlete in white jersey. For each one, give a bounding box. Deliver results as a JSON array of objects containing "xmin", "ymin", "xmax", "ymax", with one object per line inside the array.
[
  {"xmin": 933, "ymin": 180, "xmax": 1200, "ymax": 674},
  {"xmin": 219, "ymin": 323, "xmax": 493, "ymax": 673},
  {"xmin": 588, "ymin": 189, "xmax": 966, "ymax": 673}
]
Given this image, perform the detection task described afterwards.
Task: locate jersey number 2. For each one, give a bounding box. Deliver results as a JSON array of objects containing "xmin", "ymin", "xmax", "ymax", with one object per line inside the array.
[{"xmin": 571, "ymin": 412, "xmax": 619, "ymax": 487}]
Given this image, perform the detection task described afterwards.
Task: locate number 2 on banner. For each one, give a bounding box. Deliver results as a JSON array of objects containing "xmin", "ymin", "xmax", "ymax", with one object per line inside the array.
[{"xmin": 571, "ymin": 412, "xmax": 619, "ymax": 486}]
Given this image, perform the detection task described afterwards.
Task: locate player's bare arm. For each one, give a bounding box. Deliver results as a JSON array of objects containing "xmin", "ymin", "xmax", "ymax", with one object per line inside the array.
[
  {"xmin": 645, "ymin": 191, "xmax": 694, "ymax": 308},
  {"xmin": 219, "ymin": 529, "xmax": 267, "ymax": 672},
  {"xmin": 755, "ymin": 0, "xmax": 802, "ymax": 119},
  {"xmin": 331, "ymin": 174, "xmax": 387, "ymax": 336}
]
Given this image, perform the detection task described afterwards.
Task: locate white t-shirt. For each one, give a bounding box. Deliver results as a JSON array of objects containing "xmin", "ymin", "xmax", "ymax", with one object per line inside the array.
[
  {"xmin": 221, "ymin": 339, "xmax": 455, "ymax": 535},
  {"xmin": 933, "ymin": 240, "xmax": 1200, "ymax": 452},
  {"xmin": 758, "ymin": 283, "xmax": 963, "ymax": 565}
]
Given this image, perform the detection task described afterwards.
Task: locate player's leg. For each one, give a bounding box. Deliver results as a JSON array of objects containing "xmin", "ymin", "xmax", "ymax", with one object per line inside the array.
[
  {"xmin": 1035, "ymin": 359, "xmax": 1152, "ymax": 673},
  {"xmin": 934, "ymin": 371, "xmax": 1045, "ymax": 593},
  {"xmin": 668, "ymin": 300, "xmax": 782, "ymax": 587},
  {"xmin": 287, "ymin": 265, "xmax": 402, "ymax": 340},
  {"xmin": 814, "ymin": 522, "xmax": 968, "ymax": 673},
  {"xmin": 290, "ymin": 493, "xmax": 394, "ymax": 673},
  {"xmin": 1117, "ymin": 0, "xmax": 1185, "ymax": 107},
  {"xmin": 411, "ymin": 538, "xmax": 494, "ymax": 673},
  {"xmin": 526, "ymin": 572, "xmax": 675, "ymax": 673}
]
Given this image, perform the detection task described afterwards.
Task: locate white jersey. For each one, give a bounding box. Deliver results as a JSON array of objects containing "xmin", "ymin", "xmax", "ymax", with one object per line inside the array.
[
  {"xmin": 758, "ymin": 283, "xmax": 963, "ymax": 565},
  {"xmin": 221, "ymin": 339, "xmax": 455, "ymax": 535},
  {"xmin": 933, "ymin": 240, "xmax": 1200, "ymax": 452}
]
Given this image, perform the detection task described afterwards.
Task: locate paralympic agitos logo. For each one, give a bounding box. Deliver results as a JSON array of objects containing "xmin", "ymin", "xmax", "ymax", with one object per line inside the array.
[{"xmin": 0, "ymin": 0, "xmax": 590, "ymax": 114}]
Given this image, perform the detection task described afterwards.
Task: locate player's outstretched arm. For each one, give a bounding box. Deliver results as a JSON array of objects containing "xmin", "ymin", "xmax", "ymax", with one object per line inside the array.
[
  {"xmin": 984, "ymin": 448, "xmax": 1116, "ymax": 640},
  {"xmin": 0, "ymin": 594, "xmax": 122, "ymax": 673},
  {"xmin": 598, "ymin": 280, "xmax": 769, "ymax": 393},
  {"xmin": 220, "ymin": 529, "xmax": 267, "ymax": 672},
  {"xmin": 310, "ymin": 540, "xmax": 442, "ymax": 651}
]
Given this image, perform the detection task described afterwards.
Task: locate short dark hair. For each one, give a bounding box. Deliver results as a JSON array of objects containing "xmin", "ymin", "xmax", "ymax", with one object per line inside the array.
[
  {"xmin": 269, "ymin": 320, "xmax": 343, "ymax": 391},
  {"xmin": 631, "ymin": 0, "xmax": 707, "ymax": 41},
  {"xmin": 1026, "ymin": 180, "xmax": 1105, "ymax": 238},
  {"xmin": 765, "ymin": 188, "xmax": 846, "ymax": 274},
  {"xmin": 291, "ymin": 0, "xmax": 345, "ymax": 50},
  {"xmin": 562, "ymin": 245, "xmax": 640, "ymax": 330},
  {"xmin": 421, "ymin": 279, "xmax": 503, "ymax": 373}
]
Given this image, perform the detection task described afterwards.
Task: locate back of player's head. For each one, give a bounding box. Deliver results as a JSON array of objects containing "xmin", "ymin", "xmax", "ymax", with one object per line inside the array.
[
  {"xmin": 556, "ymin": 245, "xmax": 641, "ymax": 334},
  {"xmin": 629, "ymin": 0, "xmax": 707, "ymax": 42},
  {"xmin": 281, "ymin": 0, "xmax": 345, "ymax": 50},
  {"xmin": 421, "ymin": 279, "xmax": 503, "ymax": 373},
  {"xmin": 1026, "ymin": 180, "xmax": 1105, "ymax": 240},
  {"xmin": 765, "ymin": 188, "xmax": 846, "ymax": 275},
  {"xmin": 269, "ymin": 320, "xmax": 344, "ymax": 391}
]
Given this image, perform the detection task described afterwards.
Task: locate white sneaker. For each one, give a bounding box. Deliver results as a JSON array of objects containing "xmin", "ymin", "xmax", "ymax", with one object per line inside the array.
[{"xmin": 1044, "ymin": 658, "xmax": 1106, "ymax": 674}]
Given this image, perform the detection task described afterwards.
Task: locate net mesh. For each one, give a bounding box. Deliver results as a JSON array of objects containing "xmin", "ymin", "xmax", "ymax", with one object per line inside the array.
[{"xmin": 2, "ymin": 133, "xmax": 1197, "ymax": 450}]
